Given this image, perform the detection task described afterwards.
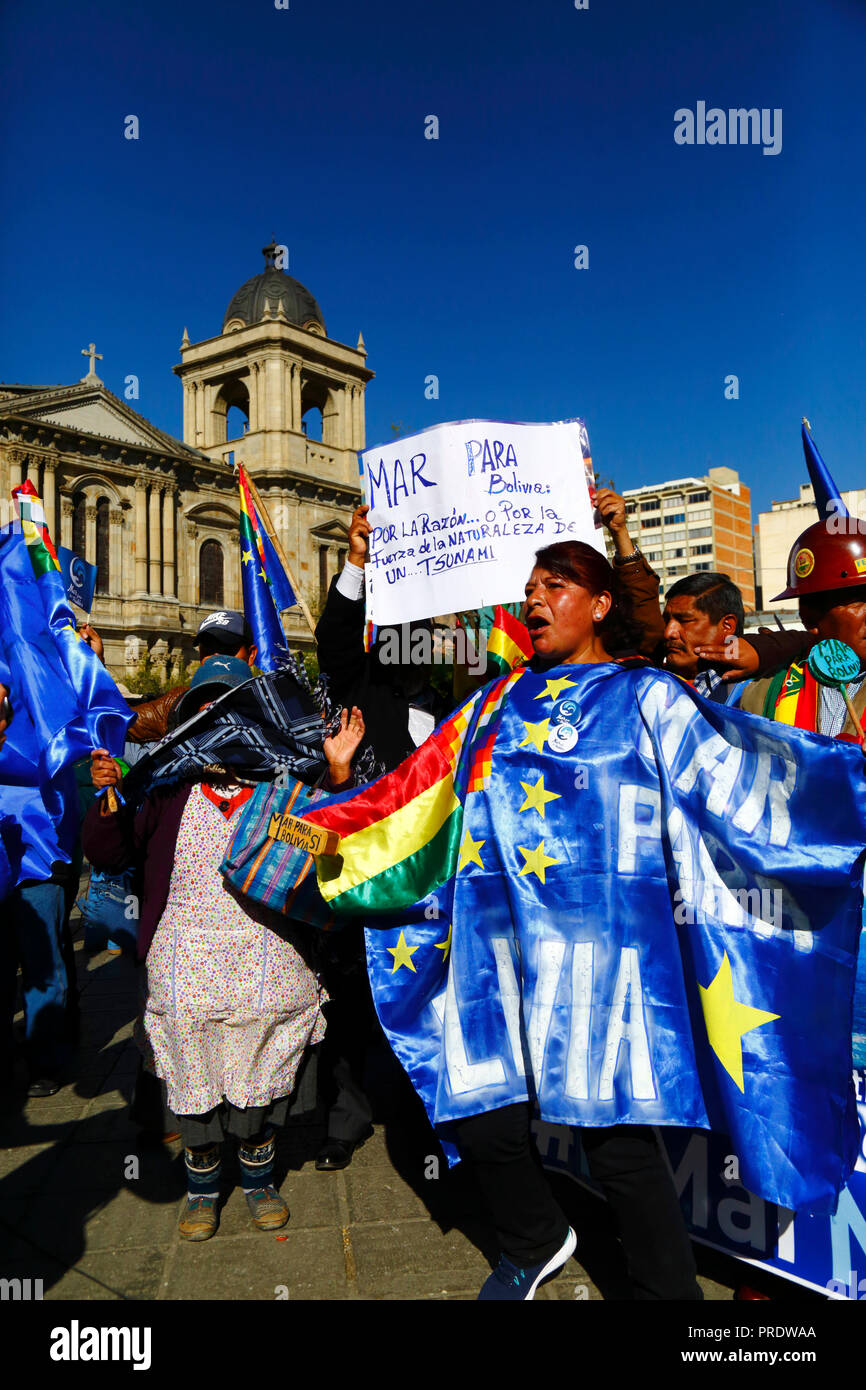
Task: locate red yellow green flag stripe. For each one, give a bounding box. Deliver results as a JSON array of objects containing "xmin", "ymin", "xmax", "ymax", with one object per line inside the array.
[
  {"xmin": 11, "ymin": 481, "xmax": 61, "ymax": 578},
  {"xmin": 304, "ymin": 670, "xmax": 523, "ymax": 913},
  {"xmin": 486, "ymin": 604, "xmax": 533, "ymax": 676},
  {"xmin": 773, "ymin": 663, "xmax": 818, "ymax": 731}
]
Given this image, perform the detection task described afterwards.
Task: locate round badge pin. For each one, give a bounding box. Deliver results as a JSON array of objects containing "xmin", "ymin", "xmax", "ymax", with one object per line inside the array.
[
  {"xmin": 547, "ymin": 722, "xmax": 578, "ymax": 753},
  {"xmin": 793, "ymin": 547, "xmax": 815, "ymax": 580},
  {"xmin": 553, "ymin": 699, "xmax": 581, "ymax": 725},
  {"xmin": 807, "ymin": 638, "xmax": 860, "ymax": 687}
]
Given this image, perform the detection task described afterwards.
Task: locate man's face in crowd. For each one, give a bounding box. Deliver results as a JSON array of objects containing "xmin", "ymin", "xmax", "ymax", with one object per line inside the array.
[
  {"xmin": 198, "ymin": 641, "xmax": 257, "ymax": 666},
  {"xmin": 801, "ymin": 593, "xmax": 866, "ymax": 668},
  {"xmin": 663, "ymin": 596, "xmax": 737, "ymax": 678}
]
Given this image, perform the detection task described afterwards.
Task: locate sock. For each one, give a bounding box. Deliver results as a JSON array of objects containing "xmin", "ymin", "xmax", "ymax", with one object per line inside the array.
[
  {"xmin": 184, "ymin": 1143, "xmax": 221, "ymax": 1200},
  {"xmin": 238, "ymin": 1129, "xmax": 276, "ymax": 1193}
]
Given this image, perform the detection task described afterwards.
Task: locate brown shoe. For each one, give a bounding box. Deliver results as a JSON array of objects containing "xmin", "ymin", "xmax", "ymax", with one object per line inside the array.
[
  {"xmin": 178, "ymin": 1196, "xmax": 219, "ymax": 1241},
  {"xmin": 245, "ymin": 1185, "xmax": 290, "ymax": 1231}
]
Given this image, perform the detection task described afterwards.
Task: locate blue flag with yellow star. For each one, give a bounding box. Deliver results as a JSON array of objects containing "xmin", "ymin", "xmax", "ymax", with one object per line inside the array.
[
  {"xmin": 309, "ymin": 662, "xmax": 866, "ymax": 1214},
  {"xmin": 238, "ymin": 466, "xmax": 297, "ymax": 672}
]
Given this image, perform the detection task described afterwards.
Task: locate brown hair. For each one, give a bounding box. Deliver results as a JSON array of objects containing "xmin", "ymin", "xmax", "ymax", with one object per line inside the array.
[{"xmin": 531, "ymin": 540, "xmax": 641, "ymax": 656}]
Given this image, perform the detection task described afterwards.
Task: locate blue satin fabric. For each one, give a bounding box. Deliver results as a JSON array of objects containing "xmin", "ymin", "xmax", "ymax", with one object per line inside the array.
[
  {"xmin": 0, "ymin": 526, "xmax": 133, "ymax": 889},
  {"xmin": 363, "ymin": 663, "xmax": 866, "ymax": 1213}
]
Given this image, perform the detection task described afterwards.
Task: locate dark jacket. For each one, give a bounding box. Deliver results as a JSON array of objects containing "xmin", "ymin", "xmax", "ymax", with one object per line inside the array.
[
  {"xmin": 82, "ymin": 783, "xmax": 192, "ymax": 960},
  {"xmin": 315, "ymin": 578, "xmax": 450, "ymax": 772}
]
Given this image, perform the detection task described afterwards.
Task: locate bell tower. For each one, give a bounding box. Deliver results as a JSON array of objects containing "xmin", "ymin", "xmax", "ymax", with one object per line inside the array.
[
  {"xmin": 173, "ymin": 243, "xmax": 374, "ymax": 632},
  {"xmin": 174, "ymin": 241, "xmax": 373, "ymax": 482}
]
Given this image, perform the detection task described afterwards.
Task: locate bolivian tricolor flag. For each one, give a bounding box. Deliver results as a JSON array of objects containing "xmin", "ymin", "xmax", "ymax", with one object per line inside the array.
[
  {"xmin": 486, "ymin": 603, "xmax": 533, "ymax": 676},
  {"xmin": 306, "ymin": 671, "xmax": 520, "ymax": 914}
]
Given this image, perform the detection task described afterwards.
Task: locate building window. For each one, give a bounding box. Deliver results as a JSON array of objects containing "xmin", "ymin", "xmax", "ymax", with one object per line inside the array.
[
  {"xmin": 640, "ymin": 500, "xmax": 660, "ymax": 513},
  {"xmin": 688, "ymin": 508, "xmax": 712, "ymax": 522},
  {"xmin": 689, "ymin": 527, "xmax": 713, "ymax": 539},
  {"xmin": 318, "ymin": 544, "xmax": 348, "ymax": 604},
  {"xmin": 694, "ymin": 562, "xmax": 712, "ymax": 571},
  {"xmin": 688, "ymin": 490, "xmax": 711, "ymax": 504},
  {"xmin": 72, "ymin": 491, "xmax": 87, "ymax": 559},
  {"xmin": 663, "ymin": 495, "xmax": 684, "ymax": 510},
  {"xmin": 641, "ymin": 516, "xmax": 662, "ymax": 529},
  {"xmin": 625, "ymin": 503, "xmax": 637, "ymax": 516},
  {"xmin": 666, "ymin": 547, "xmax": 686, "ymax": 558},
  {"xmin": 95, "ymin": 497, "xmax": 110, "ymax": 594},
  {"xmin": 690, "ymin": 544, "xmax": 713, "ymax": 555},
  {"xmin": 200, "ymin": 539, "xmax": 224, "ymax": 606},
  {"xmin": 664, "ymin": 513, "xmax": 685, "ymax": 525}
]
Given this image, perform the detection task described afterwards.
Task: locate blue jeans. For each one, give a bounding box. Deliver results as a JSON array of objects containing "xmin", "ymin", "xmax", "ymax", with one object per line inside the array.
[{"xmin": 0, "ymin": 881, "xmax": 70, "ymax": 1077}]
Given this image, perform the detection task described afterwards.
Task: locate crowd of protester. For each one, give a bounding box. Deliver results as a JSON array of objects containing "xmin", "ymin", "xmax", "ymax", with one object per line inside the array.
[{"xmin": 1, "ymin": 477, "xmax": 864, "ymax": 1298}]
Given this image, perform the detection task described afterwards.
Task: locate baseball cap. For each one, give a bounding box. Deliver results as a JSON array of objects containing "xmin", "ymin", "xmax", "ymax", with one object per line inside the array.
[
  {"xmin": 196, "ymin": 610, "xmax": 253, "ymax": 645},
  {"xmin": 172, "ymin": 655, "xmax": 253, "ymax": 725}
]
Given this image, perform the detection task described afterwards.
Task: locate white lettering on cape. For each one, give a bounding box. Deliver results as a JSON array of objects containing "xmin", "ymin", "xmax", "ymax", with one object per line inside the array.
[
  {"xmin": 526, "ymin": 939, "xmax": 567, "ymax": 1088},
  {"xmin": 431, "ymin": 978, "xmax": 506, "ymax": 1094},
  {"xmin": 618, "ymin": 784, "xmax": 662, "ymax": 873},
  {"xmin": 598, "ymin": 947, "xmax": 657, "ymax": 1101},
  {"xmin": 491, "ymin": 937, "xmax": 526, "ymax": 1077},
  {"xmin": 564, "ymin": 941, "xmax": 594, "ymax": 1100}
]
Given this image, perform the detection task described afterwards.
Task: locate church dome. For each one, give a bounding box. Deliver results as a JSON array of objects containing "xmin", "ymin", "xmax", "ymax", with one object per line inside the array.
[{"xmin": 223, "ymin": 242, "xmax": 326, "ymax": 334}]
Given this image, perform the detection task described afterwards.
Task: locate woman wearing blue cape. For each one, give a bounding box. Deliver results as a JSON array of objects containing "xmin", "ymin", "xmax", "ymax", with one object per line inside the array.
[{"xmin": 448, "ymin": 542, "xmax": 702, "ymax": 1300}]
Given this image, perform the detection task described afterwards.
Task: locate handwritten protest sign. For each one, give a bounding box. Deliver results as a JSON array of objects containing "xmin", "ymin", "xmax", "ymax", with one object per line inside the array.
[{"xmin": 361, "ymin": 418, "xmax": 601, "ymax": 627}]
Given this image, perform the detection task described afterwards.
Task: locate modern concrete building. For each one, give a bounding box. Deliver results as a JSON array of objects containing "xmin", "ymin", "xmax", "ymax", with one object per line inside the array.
[
  {"xmin": 618, "ymin": 466, "xmax": 755, "ymax": 608},
  {"xmin": 0, "ymin": 243, "xmax": 373, "ymax": 678}
]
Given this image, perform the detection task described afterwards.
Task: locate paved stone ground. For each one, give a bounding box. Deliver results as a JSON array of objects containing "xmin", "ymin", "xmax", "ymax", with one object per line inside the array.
[{"xmin": 0, "ymin": 906, "xmax": 817, "ymax": 1303}]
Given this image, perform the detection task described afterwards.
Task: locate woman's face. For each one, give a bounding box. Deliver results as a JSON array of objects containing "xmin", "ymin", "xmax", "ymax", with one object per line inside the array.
[{"xmin": 523, "ymin": 565, "xmax": 611, "ymax": 665}]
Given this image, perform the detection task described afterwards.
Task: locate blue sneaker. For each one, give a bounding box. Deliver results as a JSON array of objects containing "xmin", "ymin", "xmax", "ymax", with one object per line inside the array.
[{"xmin": 478, "ymin": 1227, "xmax": 577, "ymax": 1300}]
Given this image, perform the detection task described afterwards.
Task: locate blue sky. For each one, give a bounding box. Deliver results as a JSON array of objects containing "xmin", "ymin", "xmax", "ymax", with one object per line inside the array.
[{"xmin": 2, "ymin": 0, "xmax": 865, "ymax": 518}]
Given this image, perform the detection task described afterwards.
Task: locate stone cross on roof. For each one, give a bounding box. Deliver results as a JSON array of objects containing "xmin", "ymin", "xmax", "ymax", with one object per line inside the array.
[{"xmin": 80, "ymin": 342, "xmax": 104, "ymax": 384}]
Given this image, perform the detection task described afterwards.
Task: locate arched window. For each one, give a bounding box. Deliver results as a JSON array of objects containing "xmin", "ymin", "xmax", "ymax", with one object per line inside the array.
[
  {"xmin": 200, "ymin": 539, "xmax": 224, "ymax": 606},
  {"xmin": 72, "ymin": 491, "xmax": 87, "ymax": 559},
  {"xmin": 301, "ymin": 406, "xmax": 323, "ymax": 441},
  {"xmin": 226, "ymin": 405, "xmax": 249, "ymax": 440},
  {"xmin": 95, "ymin": 497, "xmax": 110, "ymax": 594}
]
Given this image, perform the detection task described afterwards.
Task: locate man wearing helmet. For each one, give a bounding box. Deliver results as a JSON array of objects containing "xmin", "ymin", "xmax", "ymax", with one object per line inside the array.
[{"xmin": 740, "ymin": 443, "xmax": 866, "ymax": 739}]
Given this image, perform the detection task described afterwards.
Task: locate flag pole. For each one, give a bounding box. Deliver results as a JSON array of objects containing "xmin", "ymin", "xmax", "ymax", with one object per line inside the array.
[{"xmin": 239, "ymin": 466, "xmax": 317, "ymax": 638}]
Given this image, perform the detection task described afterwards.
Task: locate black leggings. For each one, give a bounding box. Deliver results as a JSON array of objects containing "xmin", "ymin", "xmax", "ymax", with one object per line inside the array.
[{"xmin": 455, "ymin": 1104, "xmax": 701, "ymax": 1300}]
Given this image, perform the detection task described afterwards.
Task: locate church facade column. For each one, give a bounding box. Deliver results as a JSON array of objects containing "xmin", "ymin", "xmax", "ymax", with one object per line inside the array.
[
  {"xmin": 291, "ymin": 363, "xmax": 301, "ymax": 432},
  {"xmin": 162, "ymin": 484, "xmax": 176, "ymax": 597},
  {"xmin": 339, "ymin": 387, "xmax": 351, "ymax": 449},
  {"xmin": 109, "ymin": 508, "xmax": 123, "ymax": 598},
  {"xmin": 194, "ymin": 382, "xmax": 204, "ymax": 446},
  {"xmin": 248, "ymin": 363, "xmax": 259, "ymax": 432},
  {"xmin": 43, "ymin": 458, "xmax": 59, "ymax": 540},
  {"xmin": 27, "ymin": 455, "xmax": 41, "ymax": 492},
  {"xmin": 61, "ymin": 497, "xmax": 73, "ymax": 550},
  {"xmin": 85, "ymin": 503, "xmax": 97, "ymax": 567},
  {"xmin": 357, "ymin": 384, "xmax": 366, "ymax": 451},
  {"xmin": 184, "ymin": 522, "xmax": 199, "ymax": 605},
  {"xmin": 148, "ymin": 484, "xmax": 162, "ymax": 594},
  {"xmin": 134, "ymin": 476, "xmax": 148, "ymax": 593}
]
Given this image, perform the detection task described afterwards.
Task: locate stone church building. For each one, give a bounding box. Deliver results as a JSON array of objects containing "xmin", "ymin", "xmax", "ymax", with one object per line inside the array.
[{"xmin": 0, "ymin": 243, "xmax": 373, "ymax": 679}]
